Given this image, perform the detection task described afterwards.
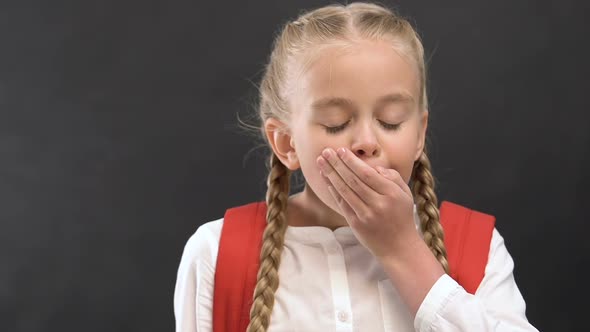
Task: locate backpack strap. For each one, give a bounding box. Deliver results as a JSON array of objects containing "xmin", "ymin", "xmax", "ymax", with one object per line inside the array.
[
  {"xmin": 213, "ymin": 201, "xmax": 267, "ymax": 332},
  {"xmin": 439, "ymin": 200, "xmax": 496, "ymax": 294},
  {"xmin": 213, "ymin": 200, "xmax": 495, "ymax": 331}
]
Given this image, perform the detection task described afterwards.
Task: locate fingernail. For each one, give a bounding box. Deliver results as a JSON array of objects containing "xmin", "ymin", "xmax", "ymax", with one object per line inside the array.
[
  {"xmin": 337, "ymin": 148, "xmax": 345, "ymax": 157},
  {"xmin": 322, "ymin": 149, "xmax": 331, "ymax": 159}
]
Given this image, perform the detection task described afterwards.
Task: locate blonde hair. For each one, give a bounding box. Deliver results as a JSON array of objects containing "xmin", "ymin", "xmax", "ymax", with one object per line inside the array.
[{"xmin": 248, "ymin": 2, "xmax": 447, "ymax": 331}]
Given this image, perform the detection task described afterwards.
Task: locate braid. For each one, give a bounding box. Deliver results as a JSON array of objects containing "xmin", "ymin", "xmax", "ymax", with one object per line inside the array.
[
  {"xmin": 411, "ymin": 149, "xmax": 449, "ymax": 273},
  {"xmin": 246, "ymin": 153, "xmax": 291, "ymax": 332}
]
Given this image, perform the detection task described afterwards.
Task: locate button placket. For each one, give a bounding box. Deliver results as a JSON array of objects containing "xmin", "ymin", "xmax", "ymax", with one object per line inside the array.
[
  {"xmin": 337, "ymin": 310, "xmax": 349, "ymax": 322},
  {"xmin": 322, "ymin": 238, "xmax": 354, "ymax": 331}
]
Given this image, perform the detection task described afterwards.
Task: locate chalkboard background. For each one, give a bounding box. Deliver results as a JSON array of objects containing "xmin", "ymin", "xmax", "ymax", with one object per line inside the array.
[{"xmin": 1, "ymin": 0, "xmax": 588, "ymax": 331}]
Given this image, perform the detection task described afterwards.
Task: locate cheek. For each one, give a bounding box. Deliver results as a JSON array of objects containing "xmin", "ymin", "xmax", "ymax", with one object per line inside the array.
[
  {"xmin": 293, "ymin": 132, "xmax": 345, "ymax": 208},
  {"xmin": 296, "ymin": 127, "xmax": 344, "ymax": 165},
  {"xmin": 382, "ymin": 135, "xmax": 420, "ymax": 183},
  {"xmin": 292, "ymin": 132, "xmax": 325, "ymax": 181},
  {"xmin": 296, "ymin": 150, "xmax": 341, "ymax": 209}
]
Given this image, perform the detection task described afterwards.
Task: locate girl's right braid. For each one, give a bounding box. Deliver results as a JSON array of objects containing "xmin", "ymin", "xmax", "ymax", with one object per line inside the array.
[
  {"xmin": 246, "ymin": 153, "xmax": 291, "ymax": 332},
  {"xmin": 411, "ymin": 149, "xmax": 450, "ymax": 273}
]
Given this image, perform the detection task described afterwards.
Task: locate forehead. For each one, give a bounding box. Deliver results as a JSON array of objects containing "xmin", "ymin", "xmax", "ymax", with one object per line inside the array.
[{"xmin": 288, "ymin": 39, "xmax": 420, "ymax": 113}]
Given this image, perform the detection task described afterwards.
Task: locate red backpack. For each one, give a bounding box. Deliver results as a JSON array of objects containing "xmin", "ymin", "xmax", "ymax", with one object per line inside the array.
[{"xmin": 212, "ymin": 200, "xmax": 495, "ymax": 332}]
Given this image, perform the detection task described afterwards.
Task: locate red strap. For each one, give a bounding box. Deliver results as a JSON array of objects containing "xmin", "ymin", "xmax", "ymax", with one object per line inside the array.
[
  {"xmin": 440, "ymin": 200, "xmax": 496, "ymax": 294},
  {"xmin": 213, "ymin": 200, "xmax": 495, "ymax": 331},
  {"xmin": 213, "ymin": 201, "xmax": 267, "ymax": 332}
]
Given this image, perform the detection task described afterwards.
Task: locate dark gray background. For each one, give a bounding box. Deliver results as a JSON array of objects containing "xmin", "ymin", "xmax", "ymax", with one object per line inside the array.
[{"xmin": 1, "ymin": 0, "xmax": 588, "ymax": 331}]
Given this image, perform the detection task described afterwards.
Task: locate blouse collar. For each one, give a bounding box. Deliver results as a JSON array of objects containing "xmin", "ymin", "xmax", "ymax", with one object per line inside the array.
[{"xmin": 284, "ymin": 204, "xmax": 421, "ymax": 245}]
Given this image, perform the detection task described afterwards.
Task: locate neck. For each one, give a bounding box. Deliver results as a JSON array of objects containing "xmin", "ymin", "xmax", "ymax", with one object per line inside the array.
[{"xmin": 287, "ymin": 183, "xmax": 349, "ymax": 231}]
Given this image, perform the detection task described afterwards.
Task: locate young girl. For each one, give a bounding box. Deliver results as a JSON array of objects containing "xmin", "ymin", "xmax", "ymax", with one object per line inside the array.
[{"xmin": 174, "ymin": 2, "xmax": 538, "ymax": 331}]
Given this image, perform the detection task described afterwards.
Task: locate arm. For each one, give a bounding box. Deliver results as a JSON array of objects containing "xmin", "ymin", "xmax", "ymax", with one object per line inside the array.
[
  {"xmin": 317, "ymin": 148, "xmax": 537, "ymax": 330},
  {"xmin": 173, "ymin": 220, "xmax": 221, "ymax": 332},
  {"xmin": 381, "ymin": 228, "xmax": 538, "ymax": 332}
]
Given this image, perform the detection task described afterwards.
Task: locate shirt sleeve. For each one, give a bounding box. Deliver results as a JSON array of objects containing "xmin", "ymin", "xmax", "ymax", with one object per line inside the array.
[
  {"xmin": 414, "ymin": 228, "xmax": 539, "ymax": 332},
  {"xmin": 173, "ymin": 219, "xmax": 222, "ymax": 332}
]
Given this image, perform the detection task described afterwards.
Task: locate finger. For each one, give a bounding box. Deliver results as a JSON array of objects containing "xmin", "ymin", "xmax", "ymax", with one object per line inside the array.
[
  {"xmin": 336, "ymin": 148, "xmax": 391, "ymax": 195},
  {"xmin": 326, "ymin": 184, "xmax": 358, "ymax": 226},
  {"xmin": 377, "ymin": 166, "xmax": 413, "ymax": 198},
  {"xmin": 318, "ymin": 155, "xmax": 368, "ymax": 217},
  {"xmin": 320, "ymin": 148, "xmax": 378, "ymax": 204}
]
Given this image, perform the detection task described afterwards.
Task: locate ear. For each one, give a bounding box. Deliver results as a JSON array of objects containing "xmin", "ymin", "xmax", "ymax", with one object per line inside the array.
[
  {"xmin": 264, "ymin": 118, "xmax": 300, "ymax": 170},
  {"xmin": 414, "ymin": 110, "xmax": 429, "ymax": 161}
]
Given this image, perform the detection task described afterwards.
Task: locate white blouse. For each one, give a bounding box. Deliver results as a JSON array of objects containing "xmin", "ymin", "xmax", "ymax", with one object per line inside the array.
[{"xmin": 174, "ymin": 206, "xmax": 538, "ymax": 332}]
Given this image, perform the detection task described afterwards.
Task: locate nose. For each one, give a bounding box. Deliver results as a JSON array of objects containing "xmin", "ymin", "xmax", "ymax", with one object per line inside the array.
[{"xmin": 351, "ymin": 123, "xmax": 380, "ymax": 158}]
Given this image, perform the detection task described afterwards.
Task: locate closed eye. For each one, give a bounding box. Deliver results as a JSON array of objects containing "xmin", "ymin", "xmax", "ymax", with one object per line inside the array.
[
  {"xmin": 379, "ymin": 120, "xmax": 401, "ymax": 131},
  {"xmin": 325, "ymin": 120, "xmax": 401, "ymax": 133},
  {"xmin": 324, "ymin": 120, "xmax": 350, "ymax": 134}
]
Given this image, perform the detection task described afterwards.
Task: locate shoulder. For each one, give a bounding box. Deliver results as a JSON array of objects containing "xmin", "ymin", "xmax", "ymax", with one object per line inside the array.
[
  {"xmin": 174, "ymin": 218, "xmax": 225, "ymax": 331},
  {"xmin": 487, "ymin": 227, "xmax": 514, "ymax": 269},
  {"xmin": 179, "ymin": 200, "xmax": 264, "ymax": 265},
  {"xmin": 439, "ymin": 200, "xmax": 496, "ymax": 243},
  {"xmin": 440, "ymin": 200, "xmax": 496, "ymax": 246},
  {"xmin": 179, "ymin": 217, "xmax": 225, "ymax": 268},
  {"xmin": 440, "ymin": 201, "xmax": 496, "ymax": 223}
]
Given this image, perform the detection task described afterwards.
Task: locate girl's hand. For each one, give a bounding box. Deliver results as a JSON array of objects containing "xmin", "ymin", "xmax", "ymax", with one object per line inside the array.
[{"xmin": 317, "ymin": 147, "xmax": 421, "ymax": 260}]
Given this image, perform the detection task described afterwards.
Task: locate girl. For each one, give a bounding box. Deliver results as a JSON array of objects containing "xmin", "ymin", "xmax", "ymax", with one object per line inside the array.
[{"xmin": 174, "ymin": 2, "xmax": 538, "ymax": 331}]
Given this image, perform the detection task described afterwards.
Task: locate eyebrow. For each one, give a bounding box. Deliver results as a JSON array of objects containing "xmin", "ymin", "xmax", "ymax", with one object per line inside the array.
[{"xmin": 310, "ymin": 92, "xmax": 415, "ymax": 112}]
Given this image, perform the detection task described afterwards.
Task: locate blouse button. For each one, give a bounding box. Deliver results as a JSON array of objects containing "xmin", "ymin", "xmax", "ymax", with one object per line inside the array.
[
  {"xmin": 326, "ymin": 244, "xmax": 340, "ymax": 255},
  {"xmin": 328, "ymin": 246, "xmax": 338, "ymax": 255},
  {"xmin": 337, "ymin": 311, "xmax": 349, "ymax": 322}
]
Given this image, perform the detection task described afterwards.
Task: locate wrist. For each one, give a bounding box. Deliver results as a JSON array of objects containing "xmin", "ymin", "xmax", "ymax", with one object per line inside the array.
[
  {"xmin": 377, "ymin": 229, "xmax": 423, "ymax": 263},
  {"xmin": 377, "ymin": 234, "xmax": 446, "ymax": 316}
]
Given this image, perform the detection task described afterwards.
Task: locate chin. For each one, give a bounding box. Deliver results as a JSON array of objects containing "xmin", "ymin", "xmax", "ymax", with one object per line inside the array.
[
  {"xmin": 317, "ymin": 188, "xmax": 346, "ymax": 218},
  {"xmin": 326, "ymin": 195, "xmax": 345, "ymax": 215},
  {"xmin": 304, "ymin": 180, "xmax": 342, "ymax": 214}
]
